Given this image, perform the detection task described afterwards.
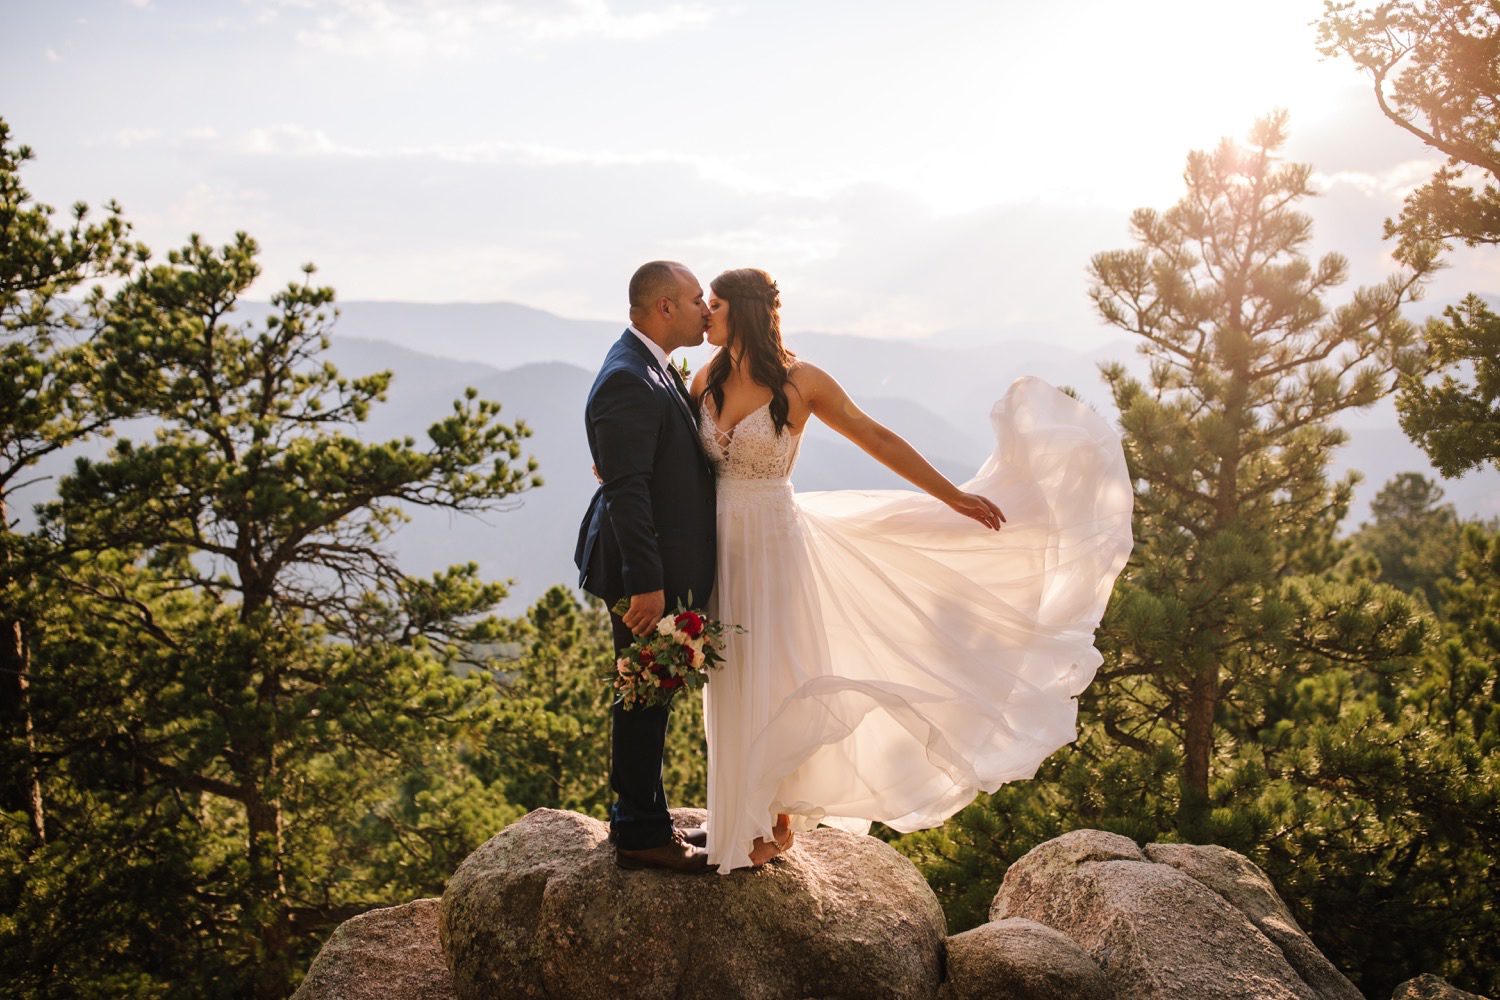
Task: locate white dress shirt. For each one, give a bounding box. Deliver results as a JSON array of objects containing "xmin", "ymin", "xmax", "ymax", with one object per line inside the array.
[{"xmin": 627, "ymin": 325, "xmax": 675, "ymax": 378}]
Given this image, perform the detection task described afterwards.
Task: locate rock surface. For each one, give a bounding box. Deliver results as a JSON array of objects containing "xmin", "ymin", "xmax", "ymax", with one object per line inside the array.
[
  {"xmin": 291, "ymin": 898, "xmax": 453, "ymax": 1000},
  {"xmin": 291, "ymin": 822, "xmax": 1416, "ymax": 1000},
  {"xmin": 1391, "ymin": 974, "xmax": 1492, "ymax": 1000},
  {"xmin": 993, "ymin": 830, "xmax": 1322, "ymax": 1000},
  {"xmin": 1144, "ymin": 842, "xmax": 1362, "ymax": 1000},
  {"xmin": 939, "ymin": 917, "xmax": 1111, "ymax": 1000},
  {"xmin": 439, "ymin": 807, "xmax": 947, "ymax": 1000}
]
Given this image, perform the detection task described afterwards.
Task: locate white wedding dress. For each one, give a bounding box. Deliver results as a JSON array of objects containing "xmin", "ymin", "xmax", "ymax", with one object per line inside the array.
[{"xmin": 697, "ymin": 376, "xmax": 1134, "ymax": 874}]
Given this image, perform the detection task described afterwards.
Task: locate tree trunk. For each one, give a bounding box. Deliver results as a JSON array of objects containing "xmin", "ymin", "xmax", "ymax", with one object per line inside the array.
[
  {"xmin": 17, "ymin": 623, "xmax": 43, "ymax": 845},
  {"xmin": 247, "ymin": 791, "xmax": 292, "ymax": 999},
  {"xmin": 1179, "ymin": 662, "xmax": 1218, "ymax": 840},
  {"xmin": 0, "ymin": 496, "xmax": 45, "ymax": 846}
]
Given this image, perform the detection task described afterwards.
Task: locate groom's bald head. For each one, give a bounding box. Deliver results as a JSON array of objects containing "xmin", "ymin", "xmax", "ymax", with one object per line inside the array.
[
  {"xmin": 629, "ymin": 260, "xmax": 707, "ymax": 351},
  {"xmin": 629, "ymin": 261, "xmax": 691, "ymax": 321}
]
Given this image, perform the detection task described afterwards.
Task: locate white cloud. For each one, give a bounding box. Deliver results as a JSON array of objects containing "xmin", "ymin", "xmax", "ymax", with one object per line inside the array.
[
  {"xmin": 45, "ymin": 48, "xmax": 61, "ymax": 63},
  {"xmin": 102, "ymin": 127, "xmax": 162, "ymax": 149},
  {"xmin": 330, "ymin": 242, "xmax": 566, "ymax": 302},
  {"xmin": 522, "ymin": 0, "xmax": 711, "ymax": 41},
  {"xmin": 1312, "ymin": 160, "xmax": 1440, "ymax": 201},
  {"xmin": 233, "ymin": 124, "xmax": 355, "ymax": 157},
  {"xmin": 155, "ymin": 181, "xmax": 281, "ymax": 239},
  {"xmin": 253, "ymin": 0, "xmax": 711, "ymax": 55},
  {"xmin": 162, "ymin": 125, "xmax": 789, "ymax": 197},
  {"xmin": 112, "ymin": 128, "xmax": 161, "ymax": 147},
  {"xmin": 115, "ymin": 116, "xmax": 1477, "ymax": 347},
  {"xmin": 435, "ymin": 141, "xmax": 783, "ymax": 195},
  {"xmin": 679, "ymin": 217, "xmax": 843, "ymax": 268},
  {"xmin": 25, "ymin": 0, "xmax": 1493, "ymax": 349}
]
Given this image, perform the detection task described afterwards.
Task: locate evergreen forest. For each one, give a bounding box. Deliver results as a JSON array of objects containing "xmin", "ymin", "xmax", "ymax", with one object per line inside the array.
[{"xmin": 2, "ymin": 3, "xmax": 1497, "ymax": 996}]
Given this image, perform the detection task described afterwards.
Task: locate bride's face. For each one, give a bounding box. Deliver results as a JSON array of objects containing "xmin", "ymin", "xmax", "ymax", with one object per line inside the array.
[{"xmin": 706, "ymin": 293, "xmax": 730, "ymax": 348}]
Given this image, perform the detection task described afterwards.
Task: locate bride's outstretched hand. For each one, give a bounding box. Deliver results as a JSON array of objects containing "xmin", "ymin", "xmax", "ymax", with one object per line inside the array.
[{"xmin": 947, "ymin": 491, "xmax": 1006, "ymax": 531}]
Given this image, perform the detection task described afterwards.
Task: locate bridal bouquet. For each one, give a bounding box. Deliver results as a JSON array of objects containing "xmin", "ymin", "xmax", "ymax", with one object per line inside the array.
[{"xmin": 607, "ymin": 599, "xmax": 740, "ymax": 710}]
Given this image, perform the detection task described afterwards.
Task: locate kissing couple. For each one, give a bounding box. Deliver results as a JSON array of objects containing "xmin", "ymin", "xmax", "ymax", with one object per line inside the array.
[{"xmin": 574, "ymin": 261, "xmax": 1134, "ymax": 874}]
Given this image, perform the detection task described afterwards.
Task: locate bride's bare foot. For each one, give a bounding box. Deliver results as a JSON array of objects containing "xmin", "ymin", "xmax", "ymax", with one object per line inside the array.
[
  {"xmin": 748, "ymin": 836, "xmax": 780, "ymax": 865},
  {"xmin": 773, "ymin": 813, "xmax": 794, "ymax": 851},
  {"xmin": 749, "ymin": 813, "xmax": 795, "ymax": 865}
]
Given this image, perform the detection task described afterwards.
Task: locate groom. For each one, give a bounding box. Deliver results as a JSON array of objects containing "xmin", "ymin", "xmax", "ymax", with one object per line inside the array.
[{"xmin": 574, "ymin": 261, "xmax": 717, "ymax": 872}]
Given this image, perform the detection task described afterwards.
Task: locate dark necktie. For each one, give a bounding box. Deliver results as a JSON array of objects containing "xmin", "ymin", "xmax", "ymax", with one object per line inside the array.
[{"xmin": 666, "ymin": 362, "xmax": 696, "ymax": 420}]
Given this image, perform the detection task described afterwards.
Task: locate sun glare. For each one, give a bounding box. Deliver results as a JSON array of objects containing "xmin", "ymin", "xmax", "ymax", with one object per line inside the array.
[{"xmin": 887, "ymin": 1, "xmax": 1356, "ymax": 214}]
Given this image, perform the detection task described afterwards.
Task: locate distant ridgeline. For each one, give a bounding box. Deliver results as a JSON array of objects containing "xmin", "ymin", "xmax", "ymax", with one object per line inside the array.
[{"xmin": 18, "ymin": 297, "xmax": 1479, "ymax": 612}]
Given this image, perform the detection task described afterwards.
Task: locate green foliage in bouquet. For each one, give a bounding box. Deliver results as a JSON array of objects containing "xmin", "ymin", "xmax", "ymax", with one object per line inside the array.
[{"xmin": 606, "ymin": 598, "xmax": 736, "ymax": 710}]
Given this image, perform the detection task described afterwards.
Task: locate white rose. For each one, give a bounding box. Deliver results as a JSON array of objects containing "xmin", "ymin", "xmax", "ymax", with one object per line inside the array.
[
  {"xmin": 690, "ymin": 647, "xmax": 705, "ymax": 668},
  {"xmin": 673, "ymin": 629, "xmax": 691, "ymax": 645},
  {"xmin": 656, "ymin": 617, "xmax": 676, "ymax": 637}
]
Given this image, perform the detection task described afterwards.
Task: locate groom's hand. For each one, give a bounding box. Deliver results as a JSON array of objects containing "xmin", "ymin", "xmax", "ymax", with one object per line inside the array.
[{"xmin": 622, "ymin": 589, "xmax": 667, "ymax": 636}]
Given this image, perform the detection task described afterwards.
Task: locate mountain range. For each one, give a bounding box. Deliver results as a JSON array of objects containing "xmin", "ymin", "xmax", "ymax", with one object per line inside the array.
[{"xmin": 17, "ymin": 300, "xmax": 1497, "ymax": 613}]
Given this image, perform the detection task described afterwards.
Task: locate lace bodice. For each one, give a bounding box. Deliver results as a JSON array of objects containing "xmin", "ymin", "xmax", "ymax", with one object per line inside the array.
[{"xmin": 698, "ymin": 397, "xmax": 803, "ymax": 481}]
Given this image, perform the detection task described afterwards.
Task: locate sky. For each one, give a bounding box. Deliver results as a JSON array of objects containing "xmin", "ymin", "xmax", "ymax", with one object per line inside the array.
[{"xmin": 4, "ymin": 0, "xmax": 1496, "ymax": 345}]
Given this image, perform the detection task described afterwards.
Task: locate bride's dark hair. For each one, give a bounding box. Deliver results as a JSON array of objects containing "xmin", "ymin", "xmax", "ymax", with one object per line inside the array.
[{"xmin": 705, "ymin": 268, "xmax": 797, "ymax": 435}]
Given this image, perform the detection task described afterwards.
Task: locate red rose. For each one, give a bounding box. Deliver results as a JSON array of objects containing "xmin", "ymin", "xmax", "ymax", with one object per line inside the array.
[
  {"xmin": 674, "ymin": 611, "xmax": 704, "ymax": 638},
  {"xmin": 660, "ymin": 676, "xmax": 684, "ymax": 691},
  {"xmin": 638, "ymin": 648, "xmax": 655, "ymax": 666}
]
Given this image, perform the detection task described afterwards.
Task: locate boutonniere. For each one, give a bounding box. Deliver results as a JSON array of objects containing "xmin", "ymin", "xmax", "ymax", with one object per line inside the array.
[{"xmin": 676, "ymin": 357, "xmax": 692, "ymax": 381}]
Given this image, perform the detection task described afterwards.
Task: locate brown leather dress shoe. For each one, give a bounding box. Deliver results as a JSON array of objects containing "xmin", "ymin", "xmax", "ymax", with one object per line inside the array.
[
  {"xmin": 608, "ymin": 826, "xmax": 707, "ymax": 848},
  {"xmin": 616, "ymin": 832, "xmax": 712, "ymax": 873}
]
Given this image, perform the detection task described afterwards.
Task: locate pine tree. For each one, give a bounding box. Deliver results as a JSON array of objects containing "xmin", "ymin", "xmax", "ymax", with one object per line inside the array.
[
  {"xmin": 481, "ymin": 585, "xmax": 708, "ymax": 818},
  {"xmin": 1350, "ymin": 471, "xmax": 1466, "ymax": 608},
  {"xmin": 0, "ymin": 117, "xmax": 142, "ymax": 851},
  {"xmin": 897, "ymin": 119, "xmax": 1498, "ymax": 995},
  {"xmin": 1088, "ymin": 112, "xmax": 1435, "ymax": 837},
  {"xmin": 1318, "ymin": 0, "xmax": 1500, "ymax": 475},
  {"xmin": 1234, "ymin": 521, "xmax": 1500, "ymax": 995},
  {"xmin": 1317, "ymin": 0, "xmax": 1499, "ymax": 256},
  {"xmin": 1394, "ymin": 293, "xmax": 1500, "ymax": 476},
  {"xmin": 484, "ymin": 586, "xmax": 614, "ymax": 814},
  {"xmin": 20, "ymin": 233, "xmax": 540, "ymax": 997}
]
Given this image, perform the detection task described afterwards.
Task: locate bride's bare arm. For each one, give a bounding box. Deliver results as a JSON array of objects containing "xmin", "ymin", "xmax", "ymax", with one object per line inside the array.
[{"xmin": 800, "ymin": 364, "xmax": 1005, "ymax": 530}]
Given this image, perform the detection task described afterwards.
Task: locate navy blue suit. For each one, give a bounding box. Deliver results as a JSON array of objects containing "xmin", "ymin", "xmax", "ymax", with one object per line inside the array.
[{"xmin": 574, "ymin": 330, "xmax": 716, "ymax": 849}]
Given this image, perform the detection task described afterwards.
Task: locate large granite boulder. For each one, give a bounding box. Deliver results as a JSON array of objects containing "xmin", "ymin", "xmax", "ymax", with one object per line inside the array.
[
  {"xmin": 1143, "ymin": 843, "xmax": 1362, "ymax": 1000},
  {"xmin": 439, "ymin": 807, "xmax": 947, "ymax": 1000},
  {"xmin": 991, "ymin": 829, "xmax": 1352, "ymax": 1000},
  {"xmin": 1391, "ymin": 974, "xmax": 1492, "ymax": 1000},
  {"xmin": 291, "ymin": 898, "xmax": 453, "ymax": 1000},
  {"xmin": 940, "ymin": 917, "xmax": 1111, "ymax": 1000}
]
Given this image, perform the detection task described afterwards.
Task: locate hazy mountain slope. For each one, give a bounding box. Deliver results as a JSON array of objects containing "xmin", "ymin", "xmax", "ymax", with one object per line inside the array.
[
  {"xmin": 15, "ymin": 300, "xmax": 1495, "ymax": 614},
  {"xmin": 322, "ymin": 339, "xmax": 979, "ymax": 609},
  {"xmin": 310, "ymin": 300, "xmax": 1495, "ymax": 524}
]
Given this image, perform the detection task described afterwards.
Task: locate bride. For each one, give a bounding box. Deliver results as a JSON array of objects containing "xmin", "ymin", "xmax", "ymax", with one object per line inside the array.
[{"xmin": 688, "ymin": 268, "xmax": 1134, "ymax": 874}]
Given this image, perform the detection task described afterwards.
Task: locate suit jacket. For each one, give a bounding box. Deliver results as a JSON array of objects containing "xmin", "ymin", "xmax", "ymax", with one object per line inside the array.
[{"xmin": 574, "ymin": 330, "xmax": 717, "ymax": 609}]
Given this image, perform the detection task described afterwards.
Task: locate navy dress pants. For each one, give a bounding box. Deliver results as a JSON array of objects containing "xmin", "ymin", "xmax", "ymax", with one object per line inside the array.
[{"xmin": 607, "ymin": 611, "xmax": 674, "ymax": 850}]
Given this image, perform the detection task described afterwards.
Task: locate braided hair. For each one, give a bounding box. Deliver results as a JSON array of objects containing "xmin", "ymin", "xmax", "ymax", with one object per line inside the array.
[{"xmin": 705, "ymin": 268, "xmax": 797, "ymax": 435}]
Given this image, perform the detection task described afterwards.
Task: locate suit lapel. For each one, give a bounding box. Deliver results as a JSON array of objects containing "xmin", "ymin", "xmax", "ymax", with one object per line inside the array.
[{"xmin": 619, "ymin": 330, "xmax": 699, "ymax": 432}]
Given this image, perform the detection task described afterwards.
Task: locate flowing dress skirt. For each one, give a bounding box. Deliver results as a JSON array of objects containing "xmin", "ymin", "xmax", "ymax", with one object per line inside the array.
[{"xmin": 702, "ymin": 377, "xmax": 1134, "ymax": 873}]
